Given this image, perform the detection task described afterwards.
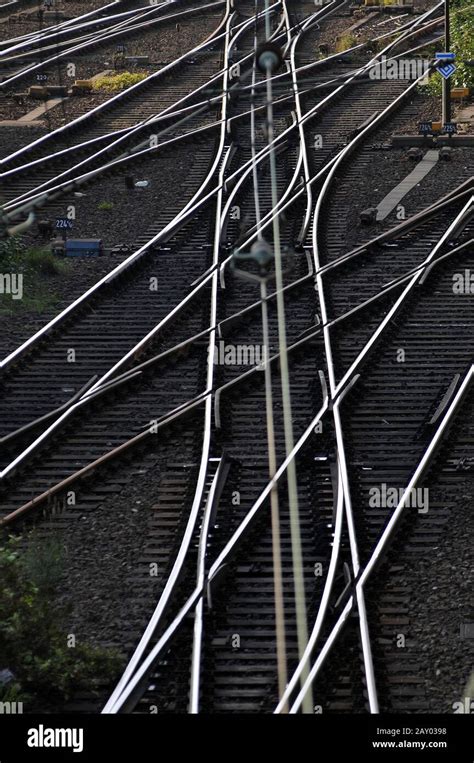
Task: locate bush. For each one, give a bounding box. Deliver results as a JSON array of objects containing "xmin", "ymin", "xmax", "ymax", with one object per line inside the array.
[
  {"xmin": 422, "ymin": 0, "xmax": 474, "ymax": 95},
  {"xmin": 23, "ymin": 247, "xmax": 69, "ymax": 276},
  {"xmin": 0, "ymin": 535, "xmax": 121, "ymax": 710},
  {"xmin": 0, "ymin": 236, "xmax": 26, "ymax": 267},
  {"xmin": 22, "ymin": 536, "xmax": 64, "ymax": 595},
  {"xmin": 92, "ymin": 71, "xmax": 148, "ymax": 92},
  {"xmin": 0, "ymin": 237, "xmax": 70, "ymax": 315}
]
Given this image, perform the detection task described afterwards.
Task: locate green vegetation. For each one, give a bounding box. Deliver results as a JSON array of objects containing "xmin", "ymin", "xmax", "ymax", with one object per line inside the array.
[
  {"xmin": 335, "ymin": 33, "xmax": 357, "ymax": 53},
  {"xmin": 0, "ymin": 236, "xmax": 70, "ymax": 315},
  {"xmin": 92, "ymin": 71, "xmax": 148, "ymax": 92},
  {"xmin": 423, "ymin": 0, "xmax": 474, "ymax": 94},
  {"xmin": 0, "ymin": 535, "xmax": 121, "ymax": 710},
  {"xmin": 97, "ymin": 200, "xmax": 114, "ymax": 211},
  {"xmin": 23, "ymin": 247, "xmax": 69, "ymax": 276}
]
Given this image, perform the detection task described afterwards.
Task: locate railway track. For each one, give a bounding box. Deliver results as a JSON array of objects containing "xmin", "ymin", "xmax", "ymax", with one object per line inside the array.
[
  {"xmin": 0, "ymin": 0, "xmax": 442, "ymax": 434},
  {"xmin": 0, "ymin": 0, "xmax": 472, "ymax": 717}
]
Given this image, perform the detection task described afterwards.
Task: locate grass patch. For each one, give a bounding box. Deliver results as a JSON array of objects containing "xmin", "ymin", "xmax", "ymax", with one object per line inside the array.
[
  {"xmin": 97, "ymin": 200, "xmax": 114, "ymax": 211},
  {"xmin": 92, "ymin": 71, "xmax": 148, "ymax": 92},
  {"xmin": 336, "ymin": 33, "xmax": 357, "ymax": 53},
  {"xmin": 0, "ymin": 534, "xmax": 121, "ymax": 710},
  {"xmin": 0, "ymin": 236, "xmax": 71, "ymax": 316},
  {"xmin": 24, "ymin": 247, "xmax": 70, "ymax": 276}
]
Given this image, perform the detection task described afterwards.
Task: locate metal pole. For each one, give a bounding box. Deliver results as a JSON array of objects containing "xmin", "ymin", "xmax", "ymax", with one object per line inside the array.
[
  {"xmin": 260, "ymin": 277, "xmax": 289, "ymax": 711},
  {"xmin": 265, "ymin": 62, "xmax": 313, "ymax": 716},
  {"xmin": 442, "ymin": 0, "xmax": 451, "ymax": 125}
]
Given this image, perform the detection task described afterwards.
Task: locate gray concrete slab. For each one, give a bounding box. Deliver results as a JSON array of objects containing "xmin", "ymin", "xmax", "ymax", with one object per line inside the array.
[
  {"xmin": 0, "ymin": 119, "xmax": 45, "ymax": 126},
  {"xmin": 376, "ymin": 149, "xmax": 439, "ymax": 221},
  {"xmin": 17, "ymin": 97, "xmax": 64, "ymax": 122}
]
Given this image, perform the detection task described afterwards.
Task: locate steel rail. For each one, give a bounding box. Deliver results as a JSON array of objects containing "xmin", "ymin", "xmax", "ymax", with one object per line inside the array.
[
  {"xmin": 318, "ymin": 179, "xmax": 474, "ymax": 277},
  {"xmin": 1, "ymin": 10, "xmax": 434, "ymax": 217},
  {"xmin": 0, "ymin": 0, "xmax": 21, "ymax": 12},
  {"xmin": 0, "ymin": 1, "xmax": 170, "ymax": 57},
  {"xmin": 274, "ymin": 457, "xmax": 346, "ymax": 714},
  {"xmin": 3, "ymin": 68, "xmax": 350, "ymax": 223},
  {"xmin": 103, "ymin": 3, "xmax": 235, "ymax": 713},
  {"xmin": 219, "ymin": 251, "xmax": 313, "ymax": 334},
  {"xmin": 220, "ymin": 31, "xmax": 446, "ymax": 265},
  {"xmin": 289, "ymin": 364, "xmax": 474, "ymax": 712},
  {"xmin": 273, "ymin": 197, "xmax": 474, "ymax": 715},
  {"xmin": 0, "ymin": 255, "xmax": 314, "ymax": 446},
  {"xmin": 1, "ymin": 5, "xmax": 297, "ymax": 187},
  {"xmin": 1, "ymin": 7, "xmax": 450, "ymax": 436},
  {"xmin": 187, "ymin": 122, "xmax": 232, "ymax": 714},
  {"xmin": 0, "ymin": 375, "xmax": 98, "ymax": 447},
  {"xmin": 0, "ymin": 0, "xmax": 428, "ymax": 176},
  {"xmin": 1, "ymin": 59, "xmax": 311, "ymax": 185},
  {"xmin": 103, "ymin": 2, "xmax": 348, "ymax": 710},
  {"xmin": 11, "ymin": 193, "xmax": 457, "ymax": 478},
  {"xmin": 287, "ymin": 2, "xmax": 315, "ymax": 297},
  {"xmin": 213, "ymin": 323, "xmax": 323, "ymax": 429},
  {"xmin": 228, "ymin": 23, "xmax": 446, "ymax": 256},
  {"xmin": 234, "ymin": 1, "xmax": 444, "ymax": 96},
  {"xmin": 218, "ymin": 111, "xmax": 301, "ymax": 246},
  {"xmin": 0, "ymin": 252, "xmax": 219, "ymax": 479},
  {"xmin": 308, "ymin": 126, "xmax": 379, "ymax": 716},
  {"xmin": 2, "ymin": 18, "xmax": 350, "ymax": 184},
  {"xmin": 333, "ymin": 195, "xmax": 474, "ymax": 399},
  {"xmin": 102, "ymin": 394, "xmax": 330, "ymax": 713},
  {"xmin": 0, "ymin": 0, "xmax": 454, "ymax": 712},
  {"xmin": 2, "ymin": 17, "xmax": 303, "ymax": 384},
  {"xmin": 1, "ymin": 10, "xmax": 174, "ymax": 70},
  {"xmin": 217, "ymin": 233, "xmax": 471, "ymax": 391},
  {"xmin": 0, "ymin": 6, "xmax": 169, "ymax": 62},
  {"xmin": 0, "ymin": 0, "xmax": 226, "ymax": 89},
  {"xmin": 272, "ymin": 0, "xmax": 316, "ymax": 712},
  {"xmin": 218, "ymin": 224, "xmax": 472, "ymax": 428},
  {"xmin": 1, "ymin": 40, "xmax": 307, "ymax": 220},
  {"xmin": 0, "ymin": 1, "xmax": 143, "ymax": 52},
  {"xmin": 269, "ymin": 1, "xmax": 351, "ymax": 713},
  {"xmin": 0, "ymin": 392, "xmax": 208, "ymax": 527},
  {"xmin": 189, "ymin": 456, "xmax": 228, "ymax": 713},
  {"xmin": 0, "ymin": 16, "xmax": 258, "ymax": 370},
  {"xmin": 0, "ymin": 100, "xmax": 220, "ymax": 181},
  {"xmin": 2, "ymin": 102, "xmax": 220, "ymax": 215},
  {"xmin": 1, "ymin": 5, "xmax": 280, "ymax": 212},
  {"xmin": 327, "ymin": 236, "xmax": 474, "ymax": 327},
  {"xmin": 0, "ymin": 173, "xmax": 464, "ymax": 460},
  {"xmin": 0, "ymin": 0, "xmax": 241, "ymax": 167},
  {"xmin": 1, "ymin": 3, "xmax": 228, "ymax": 209},
  {"xmin": 4, "ymin": 39, "xmax": 431, "ymax": 217},
  {"xmin": 276, "ymin": 4, "xmax": 447, "ymax": 714},
  {"xmin": 1, "ymin": 318, "xmax": 321, "ymax": 502},
  {"xmin": 4, "ymin": 80, "xmax": 314, "ymax": 221},
  {"xmin": 280, "ymin": 112, "xmax": 474, "ymax": 720}
]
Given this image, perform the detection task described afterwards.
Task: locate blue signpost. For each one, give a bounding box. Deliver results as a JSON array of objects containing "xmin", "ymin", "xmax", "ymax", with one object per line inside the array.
[
  {"xmin": 439, "ymin": 0, "xmax": 452, "ymax": 125},
  {"xmin": 435, "ymin": 52, "xmax": 457, "ymax": 81}
]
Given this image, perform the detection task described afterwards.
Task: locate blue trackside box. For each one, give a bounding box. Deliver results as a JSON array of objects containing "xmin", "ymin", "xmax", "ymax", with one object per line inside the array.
[{"xmin": 65, "ymin": 239, "xmax": 103, "ymax": 257}]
